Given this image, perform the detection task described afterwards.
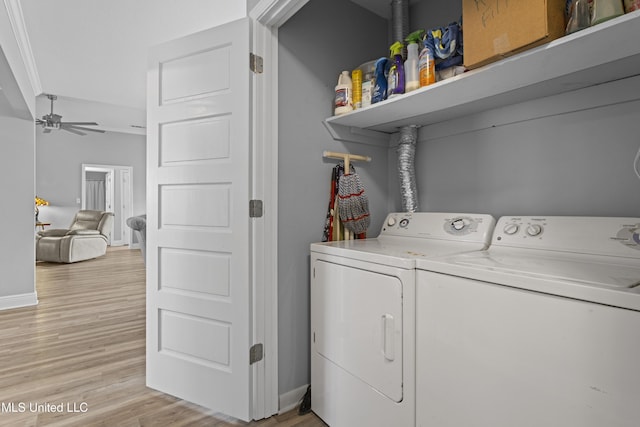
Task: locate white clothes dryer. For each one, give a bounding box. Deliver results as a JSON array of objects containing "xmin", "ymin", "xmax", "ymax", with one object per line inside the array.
[
  {"xmin": 416, "ymin": 216, "xmax": 640, "ymax": 427},
  {"xmin": 310, "ymin": 212, "xmax": 496, "ymax": 427}
]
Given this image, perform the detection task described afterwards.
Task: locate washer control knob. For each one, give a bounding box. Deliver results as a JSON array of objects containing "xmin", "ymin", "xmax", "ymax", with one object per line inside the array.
[
  {"xmin": 452, "ymin": 218, "xmax": 466, "ymax": 231},
  {"xmin": 526, "ymin": 224, "xmax": 543, "ymax": 237},
  {"xmin": 387, "ymin": 217, "xmax": 396, "ymax": 227},
  {"xmin": 399, "ymin": 218, "xmax": 410, "ymax": 228},
  {"xmin": 503, "ymin": 223, "xmax": 519, "ymax": 235}
]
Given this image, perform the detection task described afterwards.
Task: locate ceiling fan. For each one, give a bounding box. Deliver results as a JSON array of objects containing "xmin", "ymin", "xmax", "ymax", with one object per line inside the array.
[{"xmin": 36, "ymin": 94, "xmax": 106, "ymax": 136}]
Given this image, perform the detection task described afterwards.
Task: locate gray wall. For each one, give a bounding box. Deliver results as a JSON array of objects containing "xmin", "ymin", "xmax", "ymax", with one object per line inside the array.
[
  {"xmin": 409, "ymin": 0, "xmax": 461, "ymax": 31},
  {"xmin": 404, "ymin": 87, "xmax": 640, "ymax": 218},
  {"xmin": 396, "ymin": 1, "xmax": 640, "ymax": 217},
  {"xmin": 35, "ymin": 129, "xmax": 146, "ymax": 236},
  {"xmin": 0, "ymin": 114, "xmax": 36, "ymax": 299},
  {"xmin": 278, "ymin": 0, "xmax": 389, "ymax": 396}
]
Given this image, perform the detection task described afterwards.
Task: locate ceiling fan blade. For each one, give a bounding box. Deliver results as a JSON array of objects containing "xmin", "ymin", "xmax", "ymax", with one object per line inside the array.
[
  {"xmin": 60, "ymin": 123, "xmax": 105, "ymax": 133},
  {"xmin": 61, "ymin": 127, "xmax": 86, "ymax": 136},
  {"xmin": 63, "ymin": 121, "xmax": 99, "ymax": 126},
  {"xmin": 67, "ymin": 125, "xmax": 106, "ymax": 134},
  {"xmin": 35, "ymin": 119, "xmax": 44, "ymax": 124}
]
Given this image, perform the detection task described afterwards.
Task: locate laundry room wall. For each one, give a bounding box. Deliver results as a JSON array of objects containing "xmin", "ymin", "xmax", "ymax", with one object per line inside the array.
[
  {"xmin": 393, "ymin": 79, "xmax": 640, "ymax": 218},
  {"xmin": 278, "ymin": 0, "xmax": 389, "ymax": 401},
  {"xmin": 378, "ymin": 1, "xmax": 640, "ymax": 218}
]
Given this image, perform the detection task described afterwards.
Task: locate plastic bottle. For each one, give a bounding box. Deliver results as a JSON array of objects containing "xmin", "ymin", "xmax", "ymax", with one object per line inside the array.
[
  {"xmin": 361, "ymin": 72, "xmax": 373, "ymax": 108},
  {"xmin": 351, "ymin": 69, "xmax": 363, "ymax": 109},
  {"xmin": 566, "ymin": 0, "xmax": 591, "ymax": 34},
  {"xmin": 387, "ymin": 41, "xmax": 405, "ymax": 98},
  {"xmin": 419, "ymin": 36, "xmax": 436, "ymax": 87},
  {"xmin": 372, "ymin": 57, "xmax": 388, "ymax": 104},
  {"xmin": 405, "ymin": 30, "xmax": 424, "ymax": 93},
  {"xmin": 591, "ymin": 0, "xmax": 624, "ymax": 25},
  {"xmin": 334, "ymin": 71, "xmax": 353, "ymax": 115}
]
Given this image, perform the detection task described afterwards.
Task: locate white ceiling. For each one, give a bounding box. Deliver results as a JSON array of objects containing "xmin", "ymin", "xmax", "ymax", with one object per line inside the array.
[
  {"xmin": 18, "ymin": 0, "xmax": 417, "ymax": 135},
  {"xmin": 19, "ymin": 0, "xmax": 246, "ymax": 134}
]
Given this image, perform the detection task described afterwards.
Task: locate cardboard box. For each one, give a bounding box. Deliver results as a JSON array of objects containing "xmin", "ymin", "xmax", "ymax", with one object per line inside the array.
[{"xmin": 463, "ymin": 0, "xmax": 567, "ymax": 69}]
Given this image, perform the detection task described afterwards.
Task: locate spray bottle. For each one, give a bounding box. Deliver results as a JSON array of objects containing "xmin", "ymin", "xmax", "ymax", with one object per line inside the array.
[
  {"xmin": 405, "ymin": 30, "xmax": 424, "ymax": 93},
  {"xmin": 387, "ymin": 41, "xmax": 405, "ymax": 98},
  {"xmin": 419, "ymin": 34, "xmax": 435, "ymax": 87},
  {"xmin": 372, "ymin": 57, "xmax": 388, "ymax": 104}
]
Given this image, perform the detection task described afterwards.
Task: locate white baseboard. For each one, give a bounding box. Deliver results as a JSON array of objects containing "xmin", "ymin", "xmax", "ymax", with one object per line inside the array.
[
  {"xmin": 278, "ymin": 384, "xmax": 308, "ymax": 414},
  {"xmin": 0, "ymin": 292, "xmax": 38, "ymax": 311}
]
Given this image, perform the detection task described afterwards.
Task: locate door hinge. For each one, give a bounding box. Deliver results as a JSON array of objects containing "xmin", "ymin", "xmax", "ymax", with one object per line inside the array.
[
  {"xmin": 250, "ymin": 343, "xmax": 264, "ymax": 364},
  {"xmin": 250, "ymin": 52, "xmax": 263, "ymax": 74},
  {"xmin": 249, "ymin": 199, "xmax": 263, "ymax": 218}
]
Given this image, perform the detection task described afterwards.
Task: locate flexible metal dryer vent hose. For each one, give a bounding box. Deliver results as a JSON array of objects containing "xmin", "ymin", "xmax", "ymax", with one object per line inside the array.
[
  {"xmin": 397, "ymin": 126, "xmax": 419, "ymax": 212},
  {"xmin": 391, "ymin": 0, "xmax": 419, "ymax": 212},
  {"xmin": 391, "ymin": 0, "xmax": 409, "ymax": 58}
]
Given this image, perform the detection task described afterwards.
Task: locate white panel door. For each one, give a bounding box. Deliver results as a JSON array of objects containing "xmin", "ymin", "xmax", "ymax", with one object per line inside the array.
[{"xmin": 146, "ymin": 18, "xmax": 252, "ymax": 421}]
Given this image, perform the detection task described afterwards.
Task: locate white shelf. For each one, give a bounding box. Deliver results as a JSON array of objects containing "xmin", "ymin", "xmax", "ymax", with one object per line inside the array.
[{"xmin": 324, "ymin": 10, "xmax": 640, "ymax": 143}]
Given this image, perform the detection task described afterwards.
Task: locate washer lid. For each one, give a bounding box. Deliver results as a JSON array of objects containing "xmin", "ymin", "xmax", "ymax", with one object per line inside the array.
[
  {"xmin": 456, "ymin": 248, "xmax": 640, "ymax": 289},
  {"xmin": 418, "ymin": 247, "xmax": 640, "ymax": 310}
]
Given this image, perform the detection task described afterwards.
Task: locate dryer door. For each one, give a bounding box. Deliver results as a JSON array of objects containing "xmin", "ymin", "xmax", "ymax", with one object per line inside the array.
[{"xmin": 312, "ymin": 260, "xmax": 403, "ymax": 402}]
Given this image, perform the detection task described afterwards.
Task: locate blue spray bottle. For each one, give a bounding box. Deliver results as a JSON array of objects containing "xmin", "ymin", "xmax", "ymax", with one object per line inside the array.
[
  {"xmin": 387, "ymin": 41, "xmax": 405, "ymax": 98},
  {"xmin": 372, "ymin": 57, "xmax": 388, "ymax": 104}
]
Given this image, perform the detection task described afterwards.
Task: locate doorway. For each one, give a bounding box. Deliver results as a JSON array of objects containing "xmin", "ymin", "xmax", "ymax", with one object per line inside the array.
[{"xmin": 81, "ymin": 164, "xmax": 133, "ymax": 247}]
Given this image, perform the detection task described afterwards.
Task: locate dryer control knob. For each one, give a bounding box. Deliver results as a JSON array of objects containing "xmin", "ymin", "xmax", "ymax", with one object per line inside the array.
[
  {"xmin": 503, "ymin": 223, "xmax": 519, "ymax": 235},
  {"xmin": 452, "ymin": 218, "xmax": 466, "ymax": 230},
  {"xmin": 526, "ymin": 224, "xmax": 543, "ymax": 237},
  {"xmin": 387, "ymin": 217, "xmax": 396, "ymax": 227}
]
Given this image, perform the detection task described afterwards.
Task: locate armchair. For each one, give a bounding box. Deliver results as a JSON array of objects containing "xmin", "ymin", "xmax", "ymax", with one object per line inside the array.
[
  {"xmin": 126, "ymin": 214, "xmax": 146, "ymax": 264},
  {"xmin": 36, "ymin": 210, "xmax": 114, "ymax": 263}
]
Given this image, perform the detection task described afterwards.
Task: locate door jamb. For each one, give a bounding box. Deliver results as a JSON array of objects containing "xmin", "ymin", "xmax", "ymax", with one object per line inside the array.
[{"xmin": 250, "ymin": 0, "xmax": 310, "ymax": 419}]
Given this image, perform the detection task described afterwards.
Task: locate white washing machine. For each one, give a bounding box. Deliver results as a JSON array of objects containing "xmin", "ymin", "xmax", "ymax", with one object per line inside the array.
[
  {"xmin": 416, "ymin": 216, "xmax": 640, "ymax": 427},
  {"xmin": 310, "ymin": 212, "xmax": 496, "ymax": 427}
]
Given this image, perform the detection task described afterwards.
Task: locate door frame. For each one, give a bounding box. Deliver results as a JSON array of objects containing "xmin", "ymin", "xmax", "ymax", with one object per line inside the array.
[
  {"xmin": 250, "ymin": 0, "xmax": 310, "ymax": 419},
  {"xmin": 119, "ymin": 168, "xmax": 133, "ymax": 246},
  {"xmin": 81, "ymin": 163, "xmax": 133, "ymax": 246}
]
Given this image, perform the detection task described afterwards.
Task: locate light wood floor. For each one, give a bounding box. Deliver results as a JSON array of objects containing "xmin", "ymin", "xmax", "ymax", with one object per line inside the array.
[{"xmin": 0, "ymin": 247, "xmax": 324, "ymax": 426}]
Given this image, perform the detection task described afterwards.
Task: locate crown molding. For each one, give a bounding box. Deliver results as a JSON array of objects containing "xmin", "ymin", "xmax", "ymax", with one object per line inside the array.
[
  {"xmin": 249, "ymin": 0, "xmax": 309, "ymax": 27},
  {"xmin": 3, "ymin": 0, "xmax": 42, "ymax": 96}
]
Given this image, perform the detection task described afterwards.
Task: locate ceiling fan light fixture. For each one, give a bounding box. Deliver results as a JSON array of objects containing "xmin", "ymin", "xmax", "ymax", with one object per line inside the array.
[{"xmin": 41, "ymin": 121, "xmax": 61, "ymax": 130}]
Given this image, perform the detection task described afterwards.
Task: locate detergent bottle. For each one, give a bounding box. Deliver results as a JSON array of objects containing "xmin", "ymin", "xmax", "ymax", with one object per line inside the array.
[
  {"xmin": 372, "ymin": 57, "xmax": 388, "ymax": 104},
  {"xmin": 334, "ymin": 71, "xmax": 353, "ymax": 115},
  {"xmin": 405, "ymin": 30, "xmax": 424, "ymax": 93},
  {"xmin": 387, "ymin": 41, "xmax": 405, "ymax": 98},
  {"xmin": 419, "ymin": 35, "xmax": 435, "ymax": 87}
]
